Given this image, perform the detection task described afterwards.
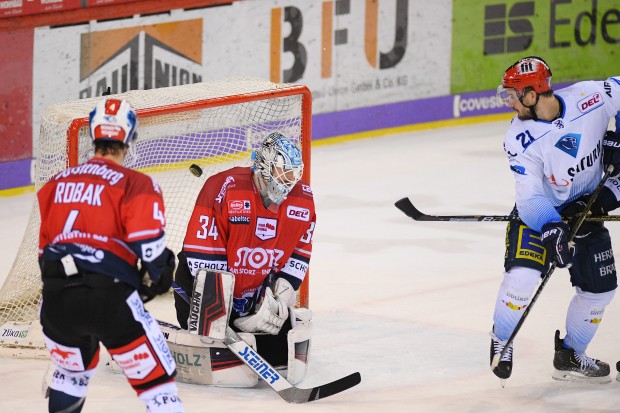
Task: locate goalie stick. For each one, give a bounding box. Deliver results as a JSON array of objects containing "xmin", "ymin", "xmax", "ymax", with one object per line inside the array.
[
  {"xmin": 394, "ymin": 197, "xmax": 620, "ymax": 222},
  {"xmin": 171, "ymin": 280, "xmax": 361, "ymax": 403},
  {"xmin": 490, "ymin": 165, "xmax": 616, "ymax": 374}
]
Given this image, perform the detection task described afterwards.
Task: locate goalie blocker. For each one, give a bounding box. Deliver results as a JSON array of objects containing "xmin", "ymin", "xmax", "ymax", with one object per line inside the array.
[{"xmin": 167, "ymin": 270, "xmax": 312, "ymax": 387}]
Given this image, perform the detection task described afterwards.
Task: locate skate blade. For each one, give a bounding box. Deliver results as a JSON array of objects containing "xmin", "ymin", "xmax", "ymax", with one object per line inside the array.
[
  {"xmin": 552, "ymin": 369, "xmax": 611, "ymax": 384},
  {"xmin": 499, "ymin": 378, "xmax": 506, "ymax": 388},
  {"xmin": 616, "ymin": 373, "xmax": 620, "ymax": 383}
]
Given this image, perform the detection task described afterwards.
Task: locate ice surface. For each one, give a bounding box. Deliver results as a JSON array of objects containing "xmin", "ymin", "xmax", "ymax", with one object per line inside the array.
[{"xmin": 2, "ymin": 120, "xmax": 620, "ymax": 412}]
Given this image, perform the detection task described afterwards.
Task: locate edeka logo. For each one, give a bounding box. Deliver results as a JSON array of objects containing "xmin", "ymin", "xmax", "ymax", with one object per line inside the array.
[
  {"xmin": 79, "ymin": 20, "xmax": 203, "ymax": 98},
  {"xmin": 269, "ymin": 0, "xmax": 408, "ymax": 83},
  {"xmin": 482, "ymin": 1, "xmax": 620, "ymax": 55},
  {"xmin": 483, "ymin": 2, "xmax": 535, "ymax": 55}
]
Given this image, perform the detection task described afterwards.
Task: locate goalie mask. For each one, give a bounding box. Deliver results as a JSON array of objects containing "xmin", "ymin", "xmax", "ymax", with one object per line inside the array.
[
  {"xmin": 89, "ymin": 98, "xmax": 138, "ymax": 145},
  {"xmin": 497, "ymin": 56, "xmax": 552, "ymax": 105},
  {"xmin": 252, "ymin": 133, "xmax": 303, "ymax": 206}
]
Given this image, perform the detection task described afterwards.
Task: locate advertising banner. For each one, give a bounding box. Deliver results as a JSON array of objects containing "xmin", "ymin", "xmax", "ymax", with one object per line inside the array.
[
  {"xmin": 201, "ymin": 0, "xmax": 452, "ymax": 114},
  {"xmin": 32, "ymin": 0, "xmax": 453, "ymax": 153},
  {"xmin": 452, "ymin": 0, "xmax": 620, "ymax": 94},
  {"xmin": 0, "ymin": 0, "xmax": 81, "ymax": 18}
]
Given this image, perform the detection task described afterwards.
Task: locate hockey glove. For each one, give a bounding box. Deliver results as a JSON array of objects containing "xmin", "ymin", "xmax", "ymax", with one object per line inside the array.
[
  {"xmin": 603, "ymin": 130, "xmax": 620, "ymax": 175},
  {"xmin": 138, "ymin": 248, "xmax": 175, "ymax": 303},
  {"xmin": 540, "ymin": 222, "xmax": 574, "ymax": 269},
  {"xmin": 233, "ymin": 278, "xmax": 296, "ymax": 335},
  {"xmin": 561, "ymin": 187, "xmax": 620, "ymax": 218}
]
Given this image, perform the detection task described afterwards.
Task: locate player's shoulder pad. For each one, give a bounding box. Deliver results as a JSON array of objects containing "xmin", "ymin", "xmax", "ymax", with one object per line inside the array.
[
  {"xmin": 503, "ymin": 121, "xmax": 524, "ymax": 151},
  {"xmin": 125, "ymin": 167, "xmax": 163, "ymax": 195},
  {"xmin": 200, "ymin": 166, "xmax": 252, "ymax": 204},
  {"xmin": 290, "ymin": 180, "xmax": 313, "ymax": 199}
]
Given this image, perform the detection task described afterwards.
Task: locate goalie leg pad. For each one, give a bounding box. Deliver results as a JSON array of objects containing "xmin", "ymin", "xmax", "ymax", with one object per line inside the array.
[
  {"xmin": 189, "ymin": 270, "xmax": 235, "ymax": 340},
  {"xmin": 159, "ymin": 321, "xmax": 258, "ymax": 387},
  {"xmin": 286, "ymin": 308, "xmax": 313, "ymax": 384}
]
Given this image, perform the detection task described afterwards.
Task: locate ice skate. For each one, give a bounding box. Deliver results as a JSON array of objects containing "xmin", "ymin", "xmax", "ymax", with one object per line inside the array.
[
  {"xmin": 552, "ymin": 330, "xmax": 610, "ymax": 384},
  {"xmin": 490, "ymin": 331, "xmax": 513, "ymax": 384}
]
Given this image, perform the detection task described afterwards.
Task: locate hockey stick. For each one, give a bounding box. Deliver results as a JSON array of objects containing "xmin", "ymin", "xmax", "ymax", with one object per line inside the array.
[
  {"xmin": 490, "ymin": 165, "xmax": 615, "ymax": 372},
  {"xmin": 394, "ymin": 197, "xmax": 620, "ymax": 222},
  {"xmin": 171, "ymin": 281, "xmax": 361, "ymax": 403}
]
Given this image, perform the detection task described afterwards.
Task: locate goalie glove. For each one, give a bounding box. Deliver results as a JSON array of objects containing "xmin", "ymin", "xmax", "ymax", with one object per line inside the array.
[{"xmin": 233, "ymin": 278, "xmax": 296, "ymax": 335}]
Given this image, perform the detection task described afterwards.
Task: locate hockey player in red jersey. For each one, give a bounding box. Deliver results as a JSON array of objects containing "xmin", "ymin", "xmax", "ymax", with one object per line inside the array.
[
  {"xmin": 174, "ymin": 132, "xmax": 315, "ymax": 380},
  {"xmin": 37, "ymin": 98, "xmax": 184, "ymax": 413}
]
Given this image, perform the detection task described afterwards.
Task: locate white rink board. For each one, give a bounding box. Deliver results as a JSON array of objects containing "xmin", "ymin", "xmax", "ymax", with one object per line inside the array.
[{"xmin": 32, "ymin": 0, "xmax": 452, "ymax": 157}]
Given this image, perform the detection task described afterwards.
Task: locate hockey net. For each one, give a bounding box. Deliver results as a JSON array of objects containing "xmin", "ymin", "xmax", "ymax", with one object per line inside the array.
[{"xmin": 0, "ymin": 78, "xmax": 312, "ymax": 357}]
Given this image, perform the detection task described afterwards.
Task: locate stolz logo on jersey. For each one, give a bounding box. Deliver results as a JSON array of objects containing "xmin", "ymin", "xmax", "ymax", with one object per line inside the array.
[
  {"xmin": 555, "ymin": 134, "xmax": 580, "ymax": 158},
  {"xmin": 577, "ymin": 92, "xmax": 603, "ymax": 113},
  {"xmin": 255, "ymin": 217, "xmax": 277, "ymax": 240},
  {"xmin": 287, "ymin": 206, "xmax": 310, "ymax": 221}
]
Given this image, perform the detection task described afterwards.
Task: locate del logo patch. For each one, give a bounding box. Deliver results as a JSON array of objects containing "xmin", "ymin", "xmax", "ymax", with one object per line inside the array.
[
  {"xmin": 555, "ymin": 134, "xmax": 581, "ymax": 158},
  {"xmin": 577, "ymin": 92, "xmax": 603, "ymax": 113},
  {"xmin": 255, "ymin": 217, "xmax": 277, "ymax": 240},
  {"xmin": 287, "ymin": 206, "xmax": 310, "ymax": 221}
]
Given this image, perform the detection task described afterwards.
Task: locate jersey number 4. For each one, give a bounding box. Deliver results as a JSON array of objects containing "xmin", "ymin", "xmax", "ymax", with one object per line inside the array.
[{"xmin": 62, "ymin": 210, "xmax": 80, "ymax": 233}]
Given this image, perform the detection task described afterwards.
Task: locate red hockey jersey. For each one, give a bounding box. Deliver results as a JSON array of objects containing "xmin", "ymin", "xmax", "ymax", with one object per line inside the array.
[
  {"xmin": 37, "ymin": 157, "xmax": 168, "ymax": 287},
  {"xmin": 182, "ymin": 167, "xmax": 316, "ymax": 316}
]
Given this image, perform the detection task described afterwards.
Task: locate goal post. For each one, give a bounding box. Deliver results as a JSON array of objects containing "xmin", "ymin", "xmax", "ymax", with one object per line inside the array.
[{"xmin": 0, "ymin": 78, "xmax": 312, "ymax": 356}]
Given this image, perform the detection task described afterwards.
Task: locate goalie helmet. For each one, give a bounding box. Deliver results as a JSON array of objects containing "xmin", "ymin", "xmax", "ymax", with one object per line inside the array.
[
  {"xmin": 252, "ymin": 132, "xmax": 304, "ymax": 206},
  {"xmin": 89, "ymin": 98, "xmax": 138, "ymax": 145},
  {"xmin": 497, "ymin": 56, "xmax": 552, "ymax": 104}
]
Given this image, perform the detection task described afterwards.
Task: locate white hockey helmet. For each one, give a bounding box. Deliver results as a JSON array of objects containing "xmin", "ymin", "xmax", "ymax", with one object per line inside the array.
[
  {"xmin": 89, "ymin": 98, "xmax": 138, "ymax": 145},
  {"xmin": 252, "ymin": 132, "xmax": 304, "ymax": 205}
]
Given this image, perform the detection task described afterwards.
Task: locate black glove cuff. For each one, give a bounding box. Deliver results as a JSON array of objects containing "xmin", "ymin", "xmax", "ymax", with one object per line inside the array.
[{"xmin": 593, "ymin": 186, "xmax": 619, "ymax": 215}]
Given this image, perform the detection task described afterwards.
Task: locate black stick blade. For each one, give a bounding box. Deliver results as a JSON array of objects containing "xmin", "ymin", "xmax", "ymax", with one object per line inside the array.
[
  {"xmin": 279, "ymin": 372, "xmax": 361, "ymax": 403},
  {"xmin": 395, "ymin": 197, "xmax": 427, "ymax": 220}
]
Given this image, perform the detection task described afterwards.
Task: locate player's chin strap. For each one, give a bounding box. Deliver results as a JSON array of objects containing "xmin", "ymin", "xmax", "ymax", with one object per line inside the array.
[{"xmin": 520, "ymin": 92, "xmax": 541, "ymax": 121}]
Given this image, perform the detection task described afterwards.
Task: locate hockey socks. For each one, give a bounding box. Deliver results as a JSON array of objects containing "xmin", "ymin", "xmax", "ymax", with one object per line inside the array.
[
  {"xmin": 492, "ymin": 267, "xmax": 540, "ymax": 340},
  {"xmin": 48, "ymin": 389, "xmax": 85, "ymax": 413},
  {"xmin": 563, "ymin": 288, "xmax": 614, "ymax": 354}
]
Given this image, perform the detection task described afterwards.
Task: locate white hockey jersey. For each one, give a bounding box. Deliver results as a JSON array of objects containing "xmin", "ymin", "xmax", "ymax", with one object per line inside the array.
[{"xmin": 504, "ymin": 76, "xmax": 620, "ymax": 232}]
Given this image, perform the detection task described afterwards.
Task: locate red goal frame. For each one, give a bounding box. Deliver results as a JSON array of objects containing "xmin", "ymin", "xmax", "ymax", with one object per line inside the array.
[{"xmin": 65, "ymin": 85, "xmax": 313, "ymax": 307}]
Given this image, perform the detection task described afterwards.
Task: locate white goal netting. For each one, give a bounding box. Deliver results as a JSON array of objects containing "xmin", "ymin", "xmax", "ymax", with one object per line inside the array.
[{"xmin": 0, "ymin": 78, "xmax": 311, "ymax": 356}]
